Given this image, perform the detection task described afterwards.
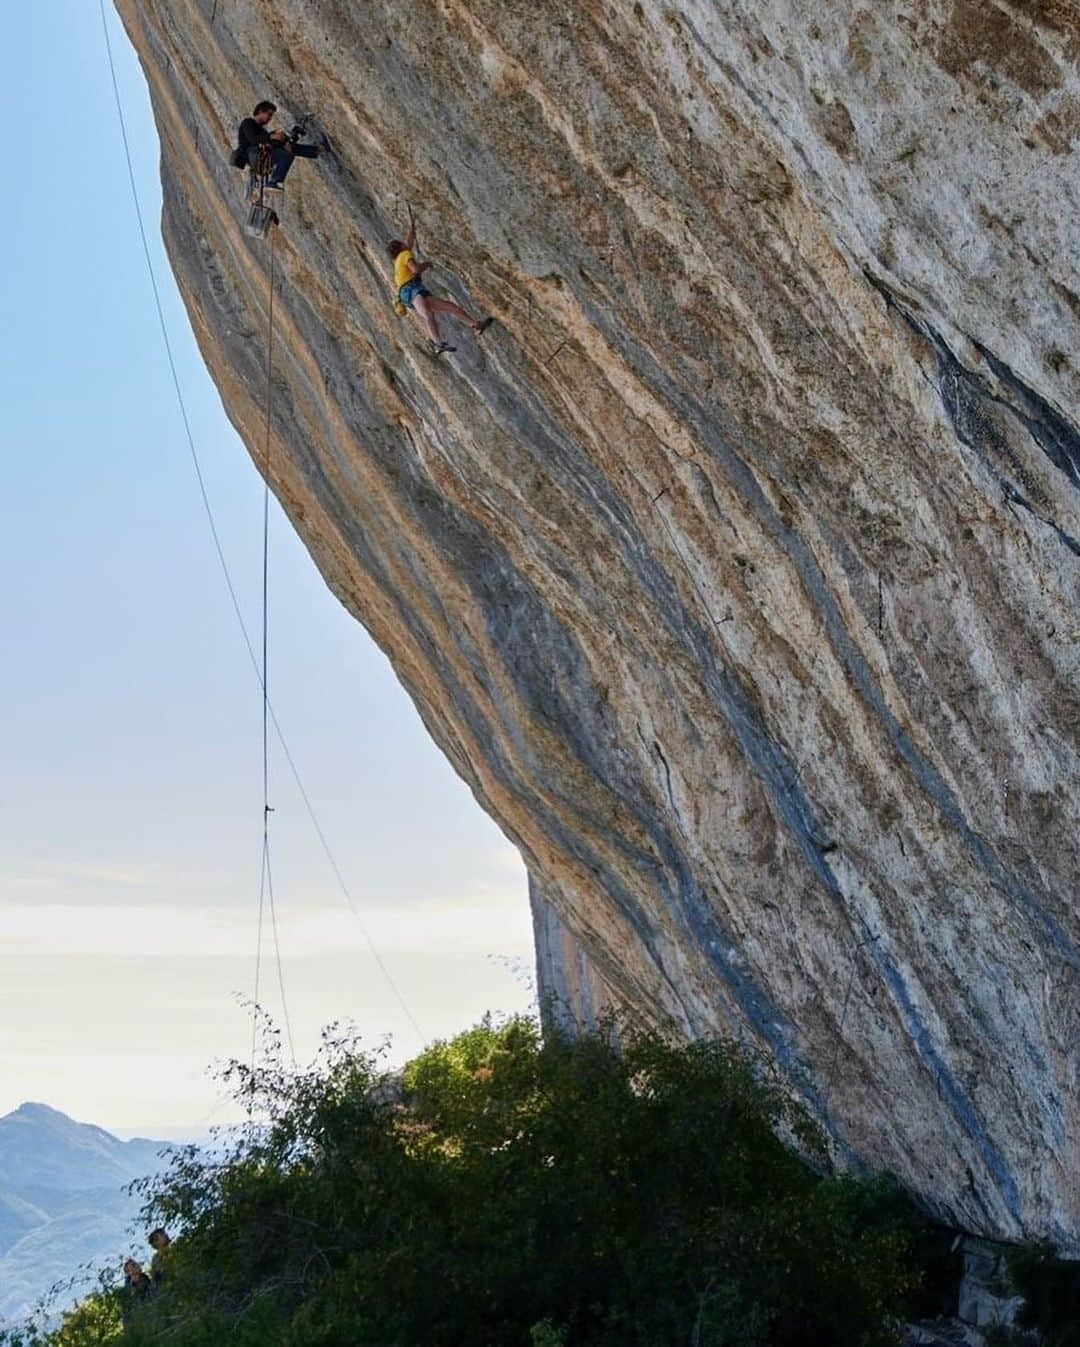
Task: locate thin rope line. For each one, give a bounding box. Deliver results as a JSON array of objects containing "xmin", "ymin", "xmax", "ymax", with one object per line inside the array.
[
  {"xmin": 98, "ymin": 0, "xmax": 252, "ymax": 673},
  {"xmin": 98, "ymin": 0, "xmax": 426, "ymax": 1049},
  {"xmin": 258, "ymin": 233, "xmax": 296, "ymax": 1064},
  {"xmin": 250, "ymin": 833, "xmax": 268, "ymax": 1117},
  {"xmin": 265, "ymin": 847, "xmax": 296, "ymax": 1064},
  {"xmin": 259, "ymin": 232, "xmax": 275, "ymax": 999},
  {"xmin": 262, "ymin": 235, "xmax": 275, "ymax": 820}
]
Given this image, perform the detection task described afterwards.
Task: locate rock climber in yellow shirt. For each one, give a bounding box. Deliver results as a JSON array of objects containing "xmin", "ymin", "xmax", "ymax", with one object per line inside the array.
[{"xmin": 388, "ymin": 205, "xmax": 492, "ymax": 356}]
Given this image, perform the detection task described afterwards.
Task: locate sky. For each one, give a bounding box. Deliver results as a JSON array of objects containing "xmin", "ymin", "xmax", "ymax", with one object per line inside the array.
[{"xmin": 0, "ymin": 2, "xmax": 531, "ymax": 1136}]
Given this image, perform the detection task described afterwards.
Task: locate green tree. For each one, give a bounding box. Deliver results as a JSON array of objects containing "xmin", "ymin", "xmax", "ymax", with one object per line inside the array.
[
  {"xmin": 1, "ymin": 1291, "xmax": 121, "ymax": 1347},
  {"xmin": 16, "ymin": 1016, "xmax": 926, "ymax": 1347}
]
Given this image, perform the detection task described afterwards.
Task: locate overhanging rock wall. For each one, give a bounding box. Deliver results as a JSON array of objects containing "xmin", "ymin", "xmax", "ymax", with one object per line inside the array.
[{"xmin": 116, "ymin": 0, "xmax": 1079, "ymax": 1248}]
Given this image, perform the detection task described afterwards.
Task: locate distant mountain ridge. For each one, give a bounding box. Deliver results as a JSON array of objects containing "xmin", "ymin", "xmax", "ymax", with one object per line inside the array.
[
  {"xmin": 0, "ymin": 1103, "xmax": 164, "ymax": 1202},
  {"xmin": 0, "ymin": 1103, "xmax": 171, "ymax": 1327}
]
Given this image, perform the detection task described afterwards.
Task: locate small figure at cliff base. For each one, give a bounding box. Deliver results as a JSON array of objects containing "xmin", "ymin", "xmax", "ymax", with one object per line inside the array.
[
  {"xmin": 148, "ymin": 1227, "xmax": 172, "ymax": 1283},
  {"xmin": 389, "ymin": 205, "xmax": 492, "ymax": 356},
  {"xmin": 120, "ymin": 1259, "xmax": 153, "ymax": 1328}
]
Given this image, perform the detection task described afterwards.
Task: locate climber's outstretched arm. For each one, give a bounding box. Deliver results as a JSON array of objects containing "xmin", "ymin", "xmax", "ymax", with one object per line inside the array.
[{"xmin": 399, "ymin": 206, "xmax": 433, "ymax": 279}]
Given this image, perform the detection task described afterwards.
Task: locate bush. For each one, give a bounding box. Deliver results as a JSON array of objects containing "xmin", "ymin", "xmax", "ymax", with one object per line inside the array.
[
  {"xmin": 12, "ymin": 1016, "xmax": 924, "ymax": 1347},
  {"xmin": 1, "ymin": 1290, "xmax": 122, "ymax": 1347},
  {"xmin": 1006, "ymin": 1245, "xmax": 1080, "ymax": 1346}
]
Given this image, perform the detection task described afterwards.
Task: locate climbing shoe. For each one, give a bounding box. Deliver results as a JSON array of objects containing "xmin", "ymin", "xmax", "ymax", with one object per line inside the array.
[
  {"xmin": 475, "ymin": 317, "xmax": 494, "ymax": 336},
  {"xmin": 432, "ymin": 341, "xmax": 457, "ymax": 356},
  {"xmin": 265, "ymin": 181, "xmax": 285, "ymax": 192}
]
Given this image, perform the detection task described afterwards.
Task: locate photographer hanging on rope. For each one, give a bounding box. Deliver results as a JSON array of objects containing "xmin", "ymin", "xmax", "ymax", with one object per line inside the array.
[{"xmin": 232, "ymin": 100, "xmax": 322, "ymax": 195}]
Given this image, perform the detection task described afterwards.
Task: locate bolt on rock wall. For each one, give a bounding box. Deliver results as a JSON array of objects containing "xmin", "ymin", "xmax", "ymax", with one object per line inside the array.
[{"xmin": 114, "ymin": 0, "xmax": 1079, "ymax": 1248}]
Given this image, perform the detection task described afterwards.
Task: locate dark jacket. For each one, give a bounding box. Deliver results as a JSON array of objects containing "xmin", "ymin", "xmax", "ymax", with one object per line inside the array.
[
  {"xmin": 238, "ymin": 117, "xmax": 271, "ymax": 162},
  {"xmin": 120, "ymin": 1273, "xmax": 152, "ymax": 1327},
  {"xmin": 150, "ymin": 1247, "xmax": 171, "ymax": 1284}
]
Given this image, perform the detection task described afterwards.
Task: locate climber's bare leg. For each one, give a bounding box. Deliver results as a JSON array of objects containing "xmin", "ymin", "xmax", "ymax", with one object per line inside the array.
[
  {"xmin": 427, "ymin": 296, "xmax": 485, "ymax": 331},
  {"xmin": 412, "ymin": 294, "xmax": 442, "ymax": 344}
]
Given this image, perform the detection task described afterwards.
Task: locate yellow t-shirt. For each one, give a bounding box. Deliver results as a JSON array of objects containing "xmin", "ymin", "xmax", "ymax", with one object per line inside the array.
[{"xmin": 394, "ymin": 249, "xmax": 417, "ymax": 289}]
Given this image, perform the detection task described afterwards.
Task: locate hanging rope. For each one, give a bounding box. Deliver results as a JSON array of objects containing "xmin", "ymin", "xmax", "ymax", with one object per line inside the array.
[
  {"xmin": 98, "ymin": 0, "xmax": 427, "ymax": 1061},
  {"xmin": 262, "ymin": 239, "xmax": 276, "ymax": 825},
  {"xmin": 252, "ymin": 230, "xmax": 297, "ymax": 1068}
]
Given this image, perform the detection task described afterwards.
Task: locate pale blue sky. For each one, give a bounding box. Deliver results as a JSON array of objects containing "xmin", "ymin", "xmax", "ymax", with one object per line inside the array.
[{"xmin": 0, "ymin": 1, "xmax": 530, "ymax": 1132}]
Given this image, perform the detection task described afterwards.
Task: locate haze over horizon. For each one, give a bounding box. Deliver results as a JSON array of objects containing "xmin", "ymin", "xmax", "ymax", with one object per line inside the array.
[{"xmin": 0, "ymin": 1, "xmax": 531, "ymax": 1133}]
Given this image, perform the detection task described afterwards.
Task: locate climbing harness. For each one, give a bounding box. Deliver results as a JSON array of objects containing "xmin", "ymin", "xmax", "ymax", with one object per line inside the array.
[
  {"xmin": 97, "ymin": 0, "xmax": 427, "ymax": 1066},
  {"xmin": 244, "ymin": 143, "xmax": 278, "ymax": 240}
]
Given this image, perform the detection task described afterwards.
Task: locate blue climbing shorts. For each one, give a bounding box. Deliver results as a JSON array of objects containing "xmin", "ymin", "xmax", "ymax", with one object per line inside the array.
[{"xmin": 399, "ymin": 278, "xmax": 429, "ymax": 308}]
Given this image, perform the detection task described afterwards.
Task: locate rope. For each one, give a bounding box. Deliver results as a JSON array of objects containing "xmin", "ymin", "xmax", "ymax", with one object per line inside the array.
[
  {"xmin": 252, "ymin": 230, "xmax": 297, "ymax": 1073},
  {"xmin": 251, "ymin": 836, "xmax": 267, "ymax": 1116},
  {"xmin": 97, "ymin": 0, "xmax": 247, "ymax": 651},
  {"xmin": 98, "ymin": 0, "xmax": 426, "ymax": 1054},
  {"xmin": 265, "ymin": 847, "xmax": 295, "ymax": 1061},
  {"xmin": 822, "ymin": 928, "xmax": 880, "ymax": 1111},
  {"xmin": 262, "ymin": 238, "xmax": 275, "ymax": 826}
]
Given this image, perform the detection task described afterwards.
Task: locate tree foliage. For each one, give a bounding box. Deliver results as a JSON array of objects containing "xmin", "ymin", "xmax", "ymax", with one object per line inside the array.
[
  {"xmin": 1, "ymin": 1288, "xmax": 121, "ymax": 1347},
  {"xmin": 1004, "ymin": 1245, "xmax": 1080, "ymax": 1346},
  {"xmin": 5, "ymin": 1016, "xmax": 925, "ymax": 1347}
]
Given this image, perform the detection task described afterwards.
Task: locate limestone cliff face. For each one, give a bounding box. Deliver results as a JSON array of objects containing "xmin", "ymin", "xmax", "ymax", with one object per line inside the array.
[{"xmin": 116, "ymin": 0, "xmax": 1079, "ymax": 1249}]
